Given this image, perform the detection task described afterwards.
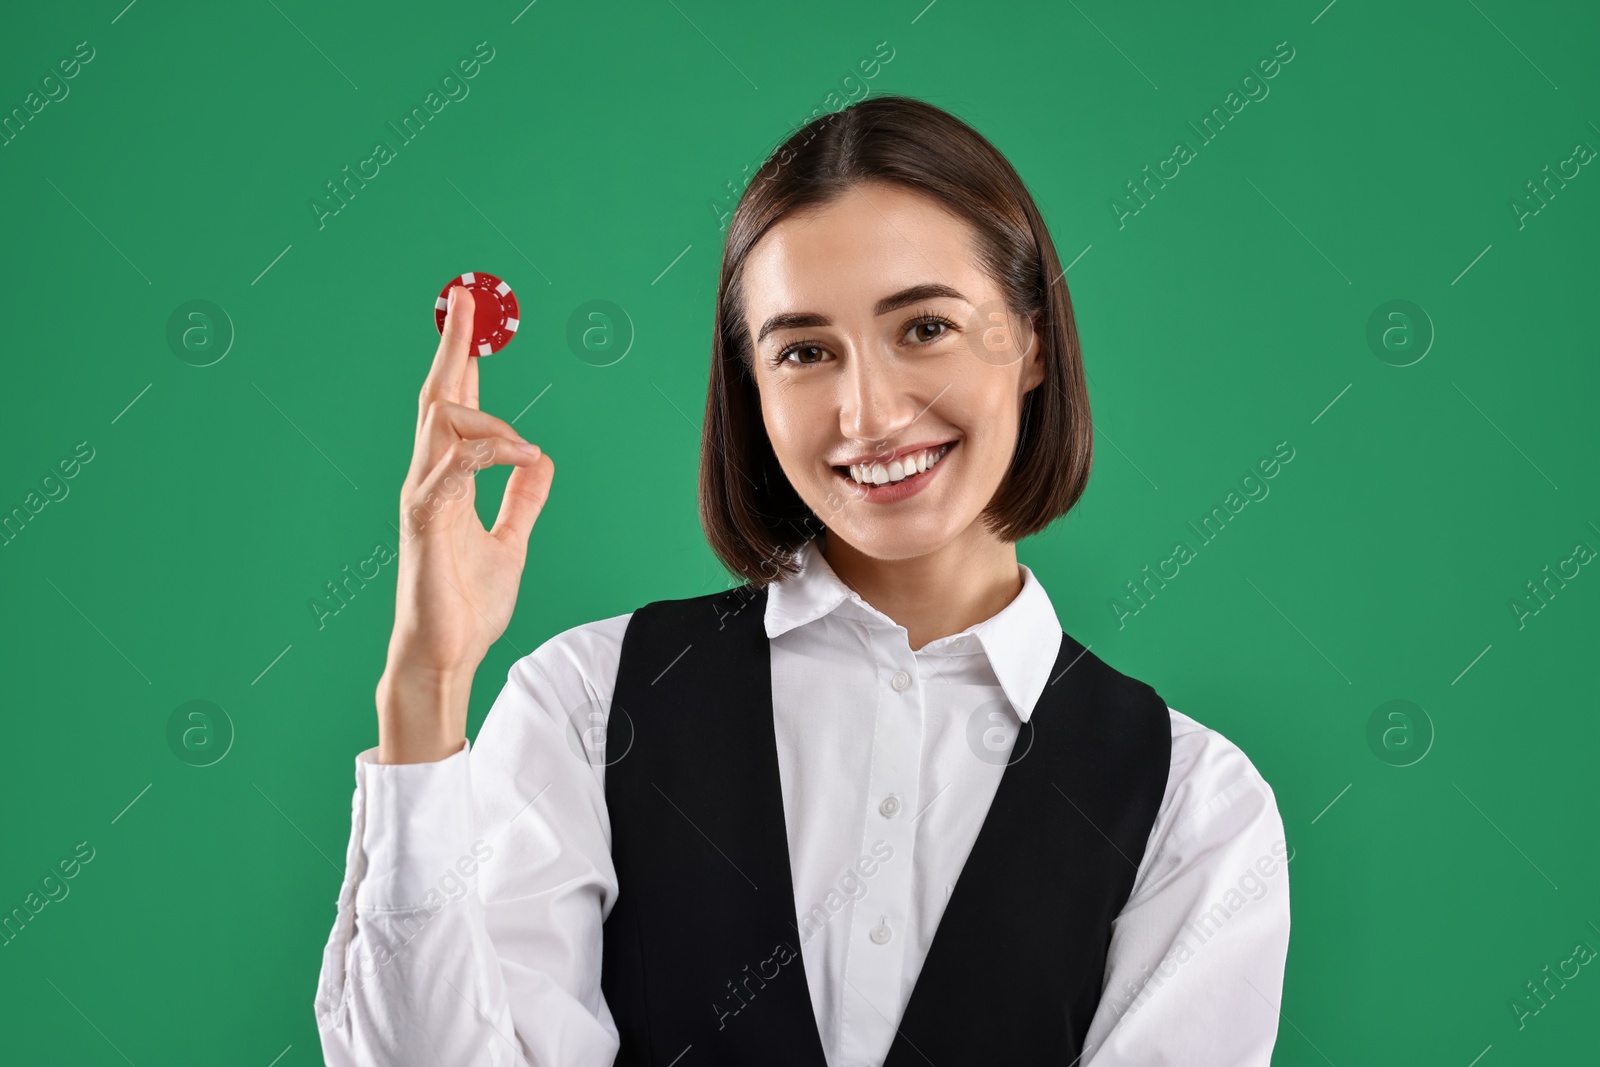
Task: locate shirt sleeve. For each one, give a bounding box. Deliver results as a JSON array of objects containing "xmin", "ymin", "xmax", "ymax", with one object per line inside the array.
[
  {"xmin": 1080, "ymin": 707, "xmax": 1293, "ymax": 1066},
  {"xmin": 313, "ymin": 613, "xmax": 631, "ymax": 1067}
]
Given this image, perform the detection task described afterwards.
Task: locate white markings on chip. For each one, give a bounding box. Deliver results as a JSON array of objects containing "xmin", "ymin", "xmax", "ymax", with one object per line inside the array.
[
  {"xmin": 435, "ymin": 297, "xmax": 449, "ymax": 311},
  {"xmin": 478, "ymin": 342, "xmax": 492, "ymax": 356},
  {"xmin": 495, "ymin": 280, "xmax": 510, "ymax": 296},
  {"xmin": 461, "ymin": 272, "xmax": 476, "ymax": 286},
  {"xmin": 505, "ymin": 318, "xmax": 520, "ymax": 332}
]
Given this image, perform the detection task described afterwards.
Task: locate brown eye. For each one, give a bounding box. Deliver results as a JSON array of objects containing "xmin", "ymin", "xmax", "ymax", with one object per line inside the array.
[
  {"xmin": 904, "ymin": 314, "xmax": 957, "ymax": 344},
  {"xmin": 774, "ymin": 343, "xmax": 828, "ymax": 366}
]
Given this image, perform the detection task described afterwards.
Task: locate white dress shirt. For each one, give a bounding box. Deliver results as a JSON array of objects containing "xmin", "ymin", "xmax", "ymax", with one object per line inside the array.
[{"xmin": 315, "ymin": 537, "xmax": 1291, "ymax": 1066}]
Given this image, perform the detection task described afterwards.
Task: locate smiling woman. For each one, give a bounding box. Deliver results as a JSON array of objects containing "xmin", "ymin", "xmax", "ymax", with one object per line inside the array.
[
  {"xmin": 704, "ymin": 105, "xmax": 1091, "ymax": 608},
  {"xmin": 316, "ymin": 93, "xmax": 1290, "ymax": 1067}
]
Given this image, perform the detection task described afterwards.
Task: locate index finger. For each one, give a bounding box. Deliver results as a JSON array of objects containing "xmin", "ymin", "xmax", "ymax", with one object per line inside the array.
[{"xmin": 420, "ymin": 285, "xmax": 476, "ymax": 406}]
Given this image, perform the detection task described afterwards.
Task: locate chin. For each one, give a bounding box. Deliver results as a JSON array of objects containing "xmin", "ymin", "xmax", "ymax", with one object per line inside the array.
[{"xmin": 820, "ymin": 517, "xmax": 965, "ymax": 563}]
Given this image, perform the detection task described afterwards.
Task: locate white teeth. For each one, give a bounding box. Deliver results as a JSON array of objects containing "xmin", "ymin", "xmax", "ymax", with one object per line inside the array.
[{"xmin": 846, "ymin": 443, "xmax": 952, "ymax": 486}]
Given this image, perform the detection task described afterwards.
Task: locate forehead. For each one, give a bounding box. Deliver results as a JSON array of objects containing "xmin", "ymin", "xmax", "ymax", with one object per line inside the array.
[{"xmin": 741, "ymin": 183, "xmax": 986, "ymax": 322}]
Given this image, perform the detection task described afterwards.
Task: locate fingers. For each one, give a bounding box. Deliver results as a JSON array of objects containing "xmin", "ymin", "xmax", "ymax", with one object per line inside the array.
[
  {"xmin": 402, "ymin": 436, "xmax": 543, "ymax": 543},
  {"xmin": 410, "ymin": 291, "xmax": 541, "ymax": 536},
  {"xmin": 412, "ymin": 399, "xmax": 528, "ymax": 479},
  {"xmin": 420, "ymin": 285, "xmax": 476, "ymax": 409},
  {"xmin": 419, "ymin": 399, "xmax": 524, "ymax": 443},
  {"xmin": 491, "ymin": 452, "xmax": 555, "ymax": 548}
]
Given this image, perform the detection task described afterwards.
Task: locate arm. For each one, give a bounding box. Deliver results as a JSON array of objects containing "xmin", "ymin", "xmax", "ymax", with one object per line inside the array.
[
  {"xmin": 313, "ymin": 279, "xmax": 599, "ymax": 1063},
  {"xmin": 1081, "ymin": 707, "xmax": 1293, "ymax": 1066},
  {"xmin": 314, "ymin": 621, "xmax": 627, "ymax": 1066}
]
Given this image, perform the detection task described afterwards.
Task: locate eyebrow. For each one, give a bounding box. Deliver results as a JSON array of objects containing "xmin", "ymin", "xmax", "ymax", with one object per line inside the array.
[{"xmin": 755, "ymin": 282, "xmax": 968, "ymax": 345}]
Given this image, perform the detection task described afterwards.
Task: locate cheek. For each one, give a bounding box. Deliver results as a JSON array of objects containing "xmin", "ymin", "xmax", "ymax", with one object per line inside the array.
[
  {"xmin": 948, "ymin": 378, "xmax": 1018, "ymax": 446},
  {"xmin": 760, "ymin": 385, "xmax": 828, "ymax": 464}
]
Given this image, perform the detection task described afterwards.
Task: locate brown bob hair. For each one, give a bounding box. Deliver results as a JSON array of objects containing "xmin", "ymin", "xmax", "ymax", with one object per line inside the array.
[{"xmin": 700, "ymin": 93, "xmax": 1093, "ymax": 588}]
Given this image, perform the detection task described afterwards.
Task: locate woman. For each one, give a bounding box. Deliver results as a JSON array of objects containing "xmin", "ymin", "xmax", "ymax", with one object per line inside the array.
[{"xmin": 315, "ymin": 94, "xmax": 1290, "ymax": 1066}]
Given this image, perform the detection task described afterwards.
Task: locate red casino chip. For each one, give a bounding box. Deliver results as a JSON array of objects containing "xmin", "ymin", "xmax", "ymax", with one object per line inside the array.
[{"xmin": 434, "ymin": 271, "xmax": 520, "ymax": 356}]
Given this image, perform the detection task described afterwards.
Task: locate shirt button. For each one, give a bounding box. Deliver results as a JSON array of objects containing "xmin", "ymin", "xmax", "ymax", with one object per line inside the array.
[
  {"xmin": 879, "ymin": 795, "xmax": 901, "ymax": 818},
  {"xmin": 890, "ymin": 670, "xmax": 911, "ymax": 692},
  {"xmin": 870, "ymin": 922, "xmax": 893, "ymax": 945}
]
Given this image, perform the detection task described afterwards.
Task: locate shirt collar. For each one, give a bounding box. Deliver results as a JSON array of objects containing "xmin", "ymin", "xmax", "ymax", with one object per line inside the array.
[{"xmin": 764, "ymin": 536, "xmax": 1064, "ymax": 723}]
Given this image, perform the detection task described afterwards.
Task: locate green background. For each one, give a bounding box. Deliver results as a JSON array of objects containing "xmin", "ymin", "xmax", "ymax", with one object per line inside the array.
[{"xmin": 3, "ymin": 0, "xmax": 1596, "ymax": 1062}]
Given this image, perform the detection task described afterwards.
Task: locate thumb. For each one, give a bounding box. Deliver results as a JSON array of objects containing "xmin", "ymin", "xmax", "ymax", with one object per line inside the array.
[{"xmin": 491, "ymin": 451, "xmax": 554, "ymax": 547}]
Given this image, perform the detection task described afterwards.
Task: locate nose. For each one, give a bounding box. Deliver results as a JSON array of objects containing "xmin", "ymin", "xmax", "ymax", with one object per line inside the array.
[{"xmin": 838, "ymin": 340, "xmax": 920, "ymax": 447}]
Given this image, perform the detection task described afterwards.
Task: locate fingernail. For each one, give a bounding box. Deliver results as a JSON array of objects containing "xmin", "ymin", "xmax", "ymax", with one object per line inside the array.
[
  {"xmin": 447, "ymin": 287, "xmax": 457, "ymax": 312},
  {"xmin": 518, "ymin": 441, "xmax": 542, "ymax": 458}
]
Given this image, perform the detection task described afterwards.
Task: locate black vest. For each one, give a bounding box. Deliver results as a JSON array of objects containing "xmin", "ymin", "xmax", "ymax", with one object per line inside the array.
[{"xmin": 600, "ymin": 584, "xmax": 1171, "ymax": 1065}]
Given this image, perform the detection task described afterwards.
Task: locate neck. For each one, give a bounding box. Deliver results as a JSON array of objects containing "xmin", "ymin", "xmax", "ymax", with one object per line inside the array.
[{"xmin": 818, "ymin": 525, "xmax": 1024, "ymax": 651}]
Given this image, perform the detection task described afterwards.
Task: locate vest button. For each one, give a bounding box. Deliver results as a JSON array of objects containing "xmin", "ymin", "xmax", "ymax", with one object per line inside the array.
[
  {"xmin": 879, "ymin": 795, "xmax": 900, "ymax": 818},
  {"xmin": 870, "ymin": 922, "xmax": 893, "ymax": 945},
  {"xmin": 890, "ymin": 670, "xmax": 911, "ymax": 692}
]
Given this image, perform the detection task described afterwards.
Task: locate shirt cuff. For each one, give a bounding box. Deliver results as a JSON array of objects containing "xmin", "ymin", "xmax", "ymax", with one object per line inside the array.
[{"xmin": 351, "ymin": 738, "xmax": 474, "ymax": 910}]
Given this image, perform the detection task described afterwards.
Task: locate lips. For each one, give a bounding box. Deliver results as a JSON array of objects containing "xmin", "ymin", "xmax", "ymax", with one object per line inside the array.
[
  {"xmin": 830, "ymin": 440, "xmax": 957, "ymax": 504},
  {"xmin": 832, "ymin": 438, "xmax": 958, "ymax": 471}
]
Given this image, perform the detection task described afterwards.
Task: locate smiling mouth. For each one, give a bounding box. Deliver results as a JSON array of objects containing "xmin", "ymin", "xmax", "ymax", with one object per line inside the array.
[{"xmin": 833, "ymin": 441, "xmax": 956, "ymax": 488}]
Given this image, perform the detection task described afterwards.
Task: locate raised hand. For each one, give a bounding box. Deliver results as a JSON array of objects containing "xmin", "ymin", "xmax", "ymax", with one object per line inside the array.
[{"xmin": 375, "ymin": 285, "xmax": 555, "ymax": 764}]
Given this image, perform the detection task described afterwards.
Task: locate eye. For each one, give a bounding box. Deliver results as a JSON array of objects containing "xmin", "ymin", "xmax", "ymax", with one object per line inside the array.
[
  {"xmin": 770, "ymin": 341, "xmax": 830, "ymax": 367},
  {"xmin": 904, "ymin": 312, "xmax": 958, "ymax": 345}
]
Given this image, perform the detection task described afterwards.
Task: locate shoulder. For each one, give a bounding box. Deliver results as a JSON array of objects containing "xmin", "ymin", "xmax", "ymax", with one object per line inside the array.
[
  {"xmin": 501, "ymin": 584, "xmax": 764, "ymax": 701},
  {"xmin": 476, "ymin": 589, "xmax": 765, "ymax": 766},
  {"xmin": 1054, "ymin": 637, "xmax": 1175, "ymax": 754},
  {"xmin": 471, "ymin": 610, "xmax": 636, "ymax": 780},
  {"xmin": 1163, "ymin": 706, "xmax": 1280, "ymax": 820},
  {"xmin": 505, "ymin": 609, "xmax": 635, "ymax": 700},
  {"xmin": 623, "ymin": 584, "xmax": 766, "ymax": 635},
  {"xmin": 1127, "ymin": 706, "xmax": 1288, "ymax": 902}
]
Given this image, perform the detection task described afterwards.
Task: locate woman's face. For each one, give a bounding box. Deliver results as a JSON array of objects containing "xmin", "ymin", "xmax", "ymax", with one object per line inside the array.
[{"xmin": 742, "ymin": 181, "xmax": 1045, "ymax": 562}]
